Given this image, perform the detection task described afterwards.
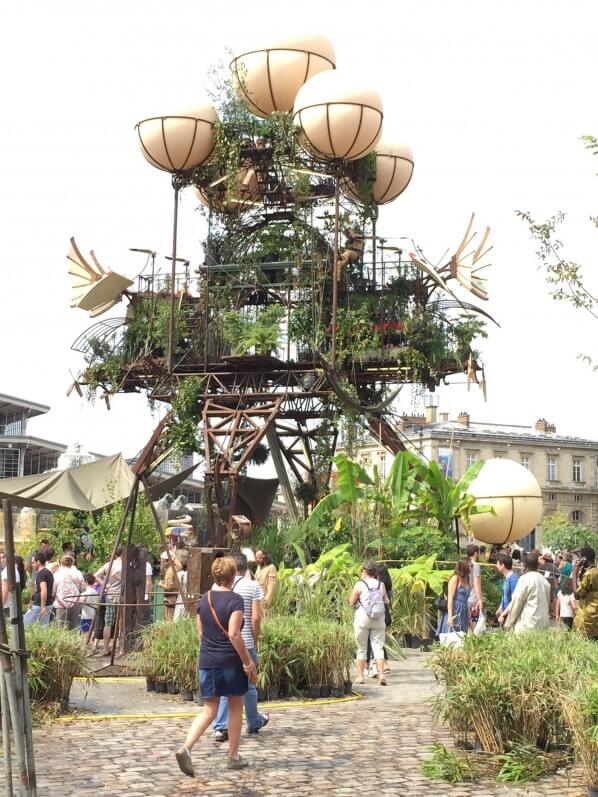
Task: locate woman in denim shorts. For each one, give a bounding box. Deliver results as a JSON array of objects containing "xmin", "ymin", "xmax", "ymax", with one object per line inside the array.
[{"xmin": 175, "ymin": 556, "xmax": 257, "ymax": 777}]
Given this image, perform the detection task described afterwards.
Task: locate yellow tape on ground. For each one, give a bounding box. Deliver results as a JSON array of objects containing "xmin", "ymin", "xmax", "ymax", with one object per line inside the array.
[
  {"xmin": 56, "ymin": 692, "xmax": 363, "ymax": 723},
  {"xmin": 74, "ymin": 677, "xmax": 146, "ymax": 683}
]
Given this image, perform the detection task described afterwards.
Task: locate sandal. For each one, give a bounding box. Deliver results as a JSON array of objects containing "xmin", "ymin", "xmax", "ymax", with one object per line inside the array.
[
  {"xmin": 356, "ymin": 677, "xmax": 365, "ymax": 685},
  {"xmin": 379, "ymin": 678, "xmax": 387, "ymax": 686}
]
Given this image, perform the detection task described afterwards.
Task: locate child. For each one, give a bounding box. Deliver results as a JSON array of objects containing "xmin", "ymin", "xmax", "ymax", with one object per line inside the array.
[
  {"xmin": 80, "ymin": 573, "xmax": 100, "ymax": 639},
  {"xmin": 556, "ymin": 577, "xmax": 577, "ymax": 630}
]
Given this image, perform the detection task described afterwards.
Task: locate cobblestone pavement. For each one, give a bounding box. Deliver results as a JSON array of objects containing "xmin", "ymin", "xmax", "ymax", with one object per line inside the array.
[{"xmin": 1, "ymin": 653, "xmax": 585, "ymax": 797}]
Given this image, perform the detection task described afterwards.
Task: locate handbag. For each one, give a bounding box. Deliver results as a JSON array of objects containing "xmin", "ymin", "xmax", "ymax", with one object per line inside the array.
[
  {"xmin": 207, "ymin": 591, "xmax": 257, "ymax": 684},
  {"xmin": 439, "ymin": 629, "xmax": 465, "ymax": 648}
]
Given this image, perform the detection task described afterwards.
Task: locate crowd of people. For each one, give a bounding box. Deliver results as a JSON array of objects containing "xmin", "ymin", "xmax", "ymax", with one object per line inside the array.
[{"xmin": 435, "ymin": 542, "xmax": 598, "ymax": 640}]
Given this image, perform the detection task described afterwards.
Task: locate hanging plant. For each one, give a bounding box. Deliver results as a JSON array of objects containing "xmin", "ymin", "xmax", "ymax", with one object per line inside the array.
[{"xmin": 166, "ymin": 377, "xmax": 205, "ymax": 455}]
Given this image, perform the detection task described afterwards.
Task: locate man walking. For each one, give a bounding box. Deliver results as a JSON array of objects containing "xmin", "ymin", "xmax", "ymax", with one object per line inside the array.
[
  {"xmin": 95, "ymin": 547, "xmax": 123, "ymax": 656},
  {"xmin": 212, "ymin": 552, "xmax": 269, "ymax": 741},
  {"xmin": 24, "ymin": 552, "xmax": 54, "ymax": 626},
  {"xmin": 501, "ymin": 553, "xmax": 551, "ymax": 633},
  {"xmin": 495, "ymin": 552, "xmax": 519, "ymax": 623}
]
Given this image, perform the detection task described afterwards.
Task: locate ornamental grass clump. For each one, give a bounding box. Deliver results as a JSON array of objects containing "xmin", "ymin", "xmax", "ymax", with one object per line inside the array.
[
  {"xmin": 431, "ymin": 630, "xmax": 597, "ymax": 755},
  {"xmin": 26, "ymin": 624, "xmax": 93, "ymax": 705},
  {"xmin": 134, "ymin": 618, "xmax": 199, "ymax": 689}
]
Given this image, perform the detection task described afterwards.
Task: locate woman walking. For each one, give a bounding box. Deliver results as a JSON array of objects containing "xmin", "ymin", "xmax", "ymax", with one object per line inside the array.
[
  {"xmin": 438, "ymin": 559, "xmax": 471, "ymax": 635},
  {"xmin": 175, "ymin": 556, "xmax": 257, "ymax": 777},
  {"xmin": 53, "ymin": 554, "xmax": 86, "ymax": 629},
  {"xmin": 349, "ymin": 561, "xmax": 389, "ymax": 686}
]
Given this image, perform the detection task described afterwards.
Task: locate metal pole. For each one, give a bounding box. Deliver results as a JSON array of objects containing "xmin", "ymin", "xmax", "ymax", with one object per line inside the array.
[
  {"xmin": 3, "ymin": 501, "xmax": 36, "ymax": 796},
  {"xmin": 454, "ymin": 516, "xmax": 460, "ymax": 554},
  {"xmin": 167, "ymin": 183, "xmax": 180, "ymax": 374},
  {"xmin": 372, "ymin": 213, "xmax": 377, "ymax": 287},
  {"xmin": 0, "ymin": 665, "xmax": 13, "ymax": 797},
  {"xmin": 330, "ymin": 173, "xmax": 340, "ymax": 367},
  {"xmin": 0, "ymin": 576, "xmax": 26, "ymax": 796}
]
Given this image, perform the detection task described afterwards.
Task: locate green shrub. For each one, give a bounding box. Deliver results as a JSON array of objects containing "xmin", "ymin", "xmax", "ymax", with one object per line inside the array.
[
  {"xmin": 431, "ymin": 630, "xmax": 598, "ymax": 754},
  {"xmin": 421, "ymin": 742, "xmax": 477, "ymax": 783},
  {"xmin": 26, "ymin": 624, "xmax": 93, "ymax": 704},
  {"xmin": 134, "ymin": 618, "xmax": 199, "ymax": 690}
]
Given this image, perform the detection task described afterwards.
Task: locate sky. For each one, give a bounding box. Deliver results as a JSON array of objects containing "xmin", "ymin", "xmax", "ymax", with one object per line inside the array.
[{"xmin": 1, "ymin": 0, "xmax": 598, "ymax": 464}]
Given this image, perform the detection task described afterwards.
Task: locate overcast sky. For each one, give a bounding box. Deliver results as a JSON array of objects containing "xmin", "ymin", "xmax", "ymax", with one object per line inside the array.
[{"xmin": 1, "ymin": 0, "xmax": 597, "ymax": 464}]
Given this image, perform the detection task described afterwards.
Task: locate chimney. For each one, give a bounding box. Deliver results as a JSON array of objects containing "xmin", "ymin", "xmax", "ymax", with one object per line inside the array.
[
  {"xmin": 535, "ymin": 418, "xmax": 556, "ymax": 433},
  {"xmin": 457, "ymin": 411, "xmax": 470, "ymax": 428},
  {"xmin": 425, "ymin": 405, "xmax": 437, "ymax": 424},
  {"xmin": 439, "ymin": 412, "xmax": 449, "ymax": 423}
]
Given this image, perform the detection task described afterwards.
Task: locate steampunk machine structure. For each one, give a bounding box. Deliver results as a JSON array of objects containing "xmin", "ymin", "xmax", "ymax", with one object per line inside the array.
[{"xmin": 68, "ymin": 33, "xmax": 496, "ymax": 547}]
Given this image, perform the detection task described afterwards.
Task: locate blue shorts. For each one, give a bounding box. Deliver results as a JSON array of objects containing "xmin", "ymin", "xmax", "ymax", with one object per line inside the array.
[
  {"xmin": 80, "ymin": 618, "xmax": 93, "ymax": 633},
  {"xmin": 199, "ymin": 666, "xmax": 248, "ymax": 699}
]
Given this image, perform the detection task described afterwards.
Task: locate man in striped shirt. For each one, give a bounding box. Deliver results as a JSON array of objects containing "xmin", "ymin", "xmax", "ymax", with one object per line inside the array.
[{"xmin": 212, "ymin": 553, "xmax": 270, "ymax": 740}]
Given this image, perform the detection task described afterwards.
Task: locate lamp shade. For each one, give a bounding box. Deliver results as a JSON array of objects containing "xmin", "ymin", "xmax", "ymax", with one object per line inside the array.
[
  {"xmin": 231, "ymin": 33, "xmax": 335, "ymax": 118},
  {"xmin": 342, "ymin": 140, "xmax": 414, "ymax": 205},
  {"xmin": 293, "ymin": 71, "xmax": 383, "ymax": 161},
  {"xmin": 467, "ymin": 458, "xmax": 543, "ymax": 545},
  {"xmin": 135, "ymin": 102, "xmax": 218, "ymax": 172}
]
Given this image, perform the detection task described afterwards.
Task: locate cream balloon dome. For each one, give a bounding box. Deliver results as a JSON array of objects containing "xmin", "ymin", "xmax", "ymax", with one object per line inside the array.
[
  {"xmin": 135, "ymin": 101, "xmax": 218, "ymax": 172},
  {"xmin": 467, "ymin": 459, "xmax": 543, "ymax": 545},
  {"xmin": 293, "ymin": 71, "xmax": 383, "ymax": 161},
  {"xmin": 343, "ymin": 140, "xmax": 414, "ymax": 205},
  {"xmin": 231, "ymin": 33, "xmax": 335, "ymax": 118}
]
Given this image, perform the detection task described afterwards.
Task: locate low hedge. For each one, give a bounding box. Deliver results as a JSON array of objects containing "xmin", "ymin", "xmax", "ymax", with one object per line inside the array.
[
  {"xmin": 26, "ymin": 624, "xmax": 93, "ymax": 707},
  {"xmin": 135, "ymin": 615, "xmax": 355, "ymax": 697},
  {"xmin": 430, "ymin": 630, "xmax": 598, "ymax": 782}
]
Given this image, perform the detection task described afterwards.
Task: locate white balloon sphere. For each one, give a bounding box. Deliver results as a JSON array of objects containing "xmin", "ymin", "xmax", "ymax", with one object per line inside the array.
[
  {"xmin": 231, "ymin": 33, "xmax": 336, "ymax": 118},
  {"xmin": 342, "ymin": 140, "xmax": 414, "ymax": 205},
  {"xmin": 467, "ymin": 458, "xmax": 543, "ymax": 545},
  {"xmin": 293, "ymin": 71, "xmax": 383, "ymax": 161},
  {"xmin": 135, "ymin": 101, "xmax": 218, "ymax": 172}
]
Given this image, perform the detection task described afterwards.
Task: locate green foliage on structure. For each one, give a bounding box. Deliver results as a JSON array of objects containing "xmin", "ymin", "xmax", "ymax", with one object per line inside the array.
[{"xmin": 542, "ymin": 510, "xmax": 598, "ymax": 552}]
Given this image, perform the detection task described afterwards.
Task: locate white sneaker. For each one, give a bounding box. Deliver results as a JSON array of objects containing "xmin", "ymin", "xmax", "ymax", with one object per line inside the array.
[{"xmin": 368, "ymin": 666, "xmax": 378, "ymax": 678}]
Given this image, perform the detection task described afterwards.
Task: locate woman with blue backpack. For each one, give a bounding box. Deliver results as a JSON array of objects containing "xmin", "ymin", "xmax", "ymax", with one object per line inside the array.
[{"xmin": 349, "ymin": 561, "xmax": 390, "ymax": 685}]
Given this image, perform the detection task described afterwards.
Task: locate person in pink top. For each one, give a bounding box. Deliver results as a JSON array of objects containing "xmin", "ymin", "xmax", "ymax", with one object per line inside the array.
[{"xmin": 53, "ymin": 554, "xmax": 86, "ymax": 629}]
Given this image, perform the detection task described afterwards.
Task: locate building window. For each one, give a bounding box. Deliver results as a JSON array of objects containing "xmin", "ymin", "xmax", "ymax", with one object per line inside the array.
[
  {"xmin": 521, "ymin": 456, "xmax": 530, "ymax": 469},
  {"xmin": 547, "ymin": 493, "xmax": 556, "ymax": 501},
  {"xmin": 379, "ymin": 453, "xmax": 386, "ymax": 479},
  {"xmin": 547, "ymin": 457, "xmax": 557, "ymax": 481},
  {"xmin": 573, "ymin": 458, "xmax": 583, "ymax": 483},
  {"xmin": 0, "ymin": 448, "xmax": 20, "ymax": 479},
  {"xmin": 571, "ymin": 509, "xmax": 582, "ymax": 524},
  {"xmin": 466, "ymin": 452, "xmax": 477, "ymax": 470}
]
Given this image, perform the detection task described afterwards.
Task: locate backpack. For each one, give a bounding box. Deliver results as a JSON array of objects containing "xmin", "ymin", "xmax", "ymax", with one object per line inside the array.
[{"xmin": 358, "ymin": 579, "xmax": 385, "ymax": 619}]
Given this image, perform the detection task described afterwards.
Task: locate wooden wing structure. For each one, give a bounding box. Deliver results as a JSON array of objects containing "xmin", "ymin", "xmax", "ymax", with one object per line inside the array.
[{"xmin": 67, "ymin": 237, "xmax": 133, "ymax": 317}]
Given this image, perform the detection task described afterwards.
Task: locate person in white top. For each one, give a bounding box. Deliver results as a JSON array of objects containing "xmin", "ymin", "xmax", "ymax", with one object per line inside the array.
[
  {"xmin": 502, "ymin": 554, "xmax": 551, "ymax": 634},
  {"xmin": 349, "ymin": 561, "xmax": 389, "ymax": 686},
  {"xmin": 556, "ymin": 577, "xmax": 577, "ymax": 630},
  {"xmin": 53, "ymin": 554, "xmax": 86, "ymax": 629},
  {"xmin": 79, "ymin": 573, "xmax": 100, "ymax": 637},
  {"xmin": 1, "ymin": 557, "xmax": 24, "ymax": 616},
  {"xmin": 94, "ymin": 547, "xmax": 123, "ymax": 656}
]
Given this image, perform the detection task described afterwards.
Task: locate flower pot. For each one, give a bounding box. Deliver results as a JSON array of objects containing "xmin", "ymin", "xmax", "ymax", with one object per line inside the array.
[
  {"xmin": 181, "ymin": 689, "xmax": 194, "ymax": 701},
  {"xmin": 404, "ymin": 633, "xmax": 413, "ymax": 647},
  {"xmin": 167, "ymin": 682, "xmax": 180, "ymax": 695},
  {"xmin": 257, "ymin": 688, "xmax": 267, "ymax": 702},
  {"xmin": 155, "ymin": 680, "xmax": 167, "ymax": 693},
  {"xmin": 60, "ymin": 697, "xmax": 69, "ymax": 713},
  {"xmin": 586, "ymin": 786, "xmax": 598, "ymax": 797},
  {"xmin": 330, "ymin": 687, "xmax": 344, "ymax": 698},
  {"xmin": 278, "ymin": 681, "xmax": 289, "ymax": 698},
  {"xmin": 319, "ymin": 685, "xmax": 330, "ymax": 699},
  {"xmin": 344, "ymin": 680, "xmax": 353, "ymax": 695},
  {"xmin": 267, "ymin": 687, "xmax": 279, "ymax": 701},
  {"xmin": 410, "ymin": 636, "xmax": 422, "ymax": 649},
  {"xmin": 195, "ymin": 693, "xmax": 204, "ymax": 706},
  {"xmin": 146, "ymin": 678, "xmax": 156, "ymax": 692},
  {"xmin": 308, "ymin": 685, "xmax": 321, "ymax": 700}
]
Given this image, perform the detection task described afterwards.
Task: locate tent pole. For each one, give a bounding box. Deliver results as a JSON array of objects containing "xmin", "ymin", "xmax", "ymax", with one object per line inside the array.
[
  {"xmin": 3, "ymin": 500, "xmax": 37, "ymax": 796},
  {"xmin": 0, "ymin": 573, "xmax": 26, "ymax": 795},
  {"xmin": 141, "ymin": 477, "xmax": 186, "ymax": 604},
  {"xmin": 0, "ymin": 663, "xmax": 14, "ymax": 796}
]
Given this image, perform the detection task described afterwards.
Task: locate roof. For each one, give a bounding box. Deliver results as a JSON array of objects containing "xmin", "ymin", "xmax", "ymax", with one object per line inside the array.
[
  {"xmin": 0, "ymin": 435, "xmax": 67, "ymax": 454},
  {"xmin": 0, "ymin": 393, "xmax": 50, "ymax": 418},
  {"xmin": 403, "ymin": 420, "xmax": 598, "ymax": 450}
]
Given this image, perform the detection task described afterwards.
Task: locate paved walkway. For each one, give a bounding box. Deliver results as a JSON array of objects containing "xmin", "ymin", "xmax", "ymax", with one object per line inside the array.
[{"xmin": 1, "ymin": 652, "xmax": 585, "ymax": 796}]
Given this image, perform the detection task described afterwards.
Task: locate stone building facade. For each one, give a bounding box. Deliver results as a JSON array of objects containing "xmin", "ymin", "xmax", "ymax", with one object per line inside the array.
[{"xmin": 353, "ymin": 408, "xmax": 598, "ymax": 548}]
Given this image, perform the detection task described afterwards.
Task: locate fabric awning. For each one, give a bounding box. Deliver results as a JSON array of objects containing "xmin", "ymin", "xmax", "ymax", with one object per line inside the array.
[{"xmin": 0, "ymin": 453, "xmax": 136, "ymax": 511}]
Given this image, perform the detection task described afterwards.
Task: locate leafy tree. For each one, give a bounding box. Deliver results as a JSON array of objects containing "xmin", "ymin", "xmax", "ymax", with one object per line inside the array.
[
  {"xmin": 542, "ymin": 509, "xmax": 598, "ymax": 552},
  {"xmin": 518, "ymin": 135, "xmax": 598, "ymax": 363}
]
